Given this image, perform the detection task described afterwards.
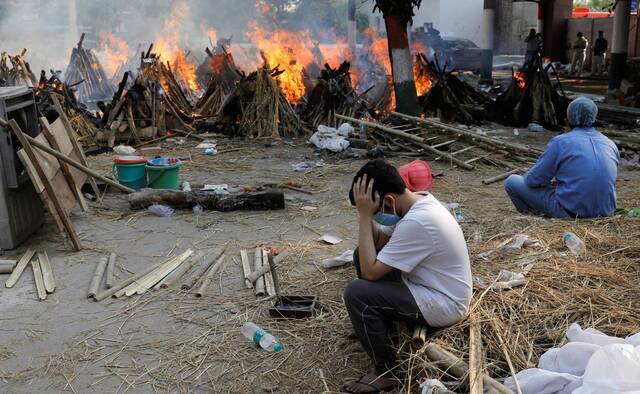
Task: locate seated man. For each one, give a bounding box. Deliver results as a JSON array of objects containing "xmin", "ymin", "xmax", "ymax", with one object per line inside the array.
[
  {"xmin": 342, "ymin": 160, "xmax": 472, "ymax": 393},
  {"xmin": 505, "ymin": 97, "xmax": 619, "ymax": 219}
]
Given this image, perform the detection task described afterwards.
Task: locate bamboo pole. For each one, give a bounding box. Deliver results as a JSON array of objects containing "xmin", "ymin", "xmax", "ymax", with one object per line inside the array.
[
  {"xmin": 38, "ymin": 252, "xmax": 56, "ymax": 293},
  {"xmin": 335, "ymin": 114, "xmax": 475, "ymax": 170},
  {"xmin": 240, "ymin": 249, "xmax": 253, "ymax": 289},
  {"xmin": 105, "ymin": 253, "xmax": 116, "ymax": 289},
  {"xmin": 94, "ymin": 259, "xmax": 170, "ymax": 301},
  {"xmin": 5, "ymin": 249, "xmax": 35, "ymax": 288},
  {"xmin": 31, "ymin": 259, "xmax": 47, "ymax": 301},
  {"xmin": 253, "ymin": 248, "xmax": 265, "ymax": 296},
  {"xmin": 469, "ymin": 316, "xmax": 484, "ymax": 394},
  {"xmin": 482, "ymin": 169, "xmax": 521, "ymax": 185},
  {"xmin": 263, "ymin": 250, "xmax": 276, "ymax": 297},
  {"xmin": 88, "ymin": 257, "xmax": 108, "ymax": 298},
  {"xmin": 195, "ymin": 254, "xmax": 226, "ymax": 297},
  {"xmin": 123, "ymin": 249, "xmax": 193, "ymax": 296},
  {"xmin": 0, "ymin": 263, "xmax": 15, "ymax": 274},
  {"xmin": 247, "ymin": 251, "xmax": 289, "ymax": 283},
  {"xmin": 158, "ymin": 251, "xmax": 203, "ymax": 289},
  {"xmin": 180, "ymin": 249, "xmax": 224, "ymax": 290}
]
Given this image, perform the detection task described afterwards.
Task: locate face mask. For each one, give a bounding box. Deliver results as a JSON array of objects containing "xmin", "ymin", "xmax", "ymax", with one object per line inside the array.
[{"xmin": 374, "ymin": 199, "xmax": 400, "ymax": 234}]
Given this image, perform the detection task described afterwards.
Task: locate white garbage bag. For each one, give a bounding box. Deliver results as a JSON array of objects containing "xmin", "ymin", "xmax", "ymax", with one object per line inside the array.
[
  {"xmin": 573, "ymin": 344, "xmax": 640, "ymax": 394},
  {"xmin": 538, "ymin": 342, "xmax": 601, "ymax": 376},
  {"xmin": 504, "ymin": 368, "xmax": 582, "ymax": 394},
  {"xmin": 309, "ymin": 125, "xmax": 350, "ymax": 152},
  {"xmin": 566, "ymin": 323, "xmax": 625, "ymax": 346}
]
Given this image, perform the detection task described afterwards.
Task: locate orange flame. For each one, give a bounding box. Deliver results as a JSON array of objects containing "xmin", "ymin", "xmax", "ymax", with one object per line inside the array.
[
  {"xmin": 245, "ymin": 21, "xmax": 316, "ymax": 103},
  {"xmin": 154, "ymin": 3, "xmax": 200, "ymax": 91},
  {"xmin": 514, "ymin": 71, "xmax": 526, "ymax": 89},
  {"xmin": 414, "ymin": 65, "xmax": 432, "ymax": 96},
  {"xmin": 363, "ymin": 27, "xmax": 391, "ymax": 75},
  {"xmin": 202, "ymin": 25, "xmax": 218, "ymax": 47},
  {"xmin": 97, "ymin": 33, "xmax": 130, "ymax": 77}
]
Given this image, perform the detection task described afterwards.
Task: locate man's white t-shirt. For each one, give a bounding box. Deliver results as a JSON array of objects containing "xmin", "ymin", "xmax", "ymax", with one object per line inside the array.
[{"xmin": 377, "ymin": 194, "xmax": 472, "ymax": 327}]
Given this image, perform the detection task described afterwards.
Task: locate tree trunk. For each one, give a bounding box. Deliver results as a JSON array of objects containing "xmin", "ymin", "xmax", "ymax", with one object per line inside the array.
[
  {"xmin": 128, "ymin": 189, "xmax": 285, "ymax": 212},
  {"xmin": 384, "ymin": 14, "xmax": 420, "ymax": 116}
]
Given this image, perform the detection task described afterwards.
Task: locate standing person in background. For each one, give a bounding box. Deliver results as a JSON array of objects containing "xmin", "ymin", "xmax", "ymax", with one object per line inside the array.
[
  {"xmin": 592, "ymin": 31, "xmax": 608, "ymax": 76},
  {"xmin": 571, "ymin": 32, "xmax": 589, "ymax": 76},
  {"xmin": 524, "ymin": 29, "xmax": 542, "ymax": 67}
]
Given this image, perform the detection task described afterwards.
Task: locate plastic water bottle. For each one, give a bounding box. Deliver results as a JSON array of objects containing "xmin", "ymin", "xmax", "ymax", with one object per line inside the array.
[
  {"xmin": 241, "ymin": 322, "xmax": 282, "ymax": 353},
  {"xmin": 564, "ymin": 232, "xmax": 586, "ymax": 255},
  {"xmin": 148, "ymin": 204, "xmax": 174, "ymax": 217},
  {"xmin": 192, "ymin": 205, "xmax": 203, "ymax": 217}
]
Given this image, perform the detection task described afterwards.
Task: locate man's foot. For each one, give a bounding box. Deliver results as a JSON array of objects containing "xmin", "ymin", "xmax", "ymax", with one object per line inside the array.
[{"xmin": 341, "ymin": 372, "xmax": 399, "ymax": 393}]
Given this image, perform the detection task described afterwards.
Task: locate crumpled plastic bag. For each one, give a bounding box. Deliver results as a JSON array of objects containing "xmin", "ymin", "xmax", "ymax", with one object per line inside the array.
[
  {"xmin": 309, "ymin": 125, "xmax": 350, "ymax": 152},
  {"xmin": 419, "ymin": 379, "xmax": 448, "ymax": 394},
  {"xmin": 573, "ymin": 344, "xmax": 640, "ymax": 394},
  {"xmin": 505, "ymin": 368, "xmax": 582, "ymax": 394},
  {"xmin": 113, "ymin": 145, "xmax": 136, "ymax": 155},
  {"xmin": 321, "ymin": 249, "xmax": 353, "ymax": 268},
  {"xmin": 538, "ymin": 342, "xmax": 601, "ymax": 376}
]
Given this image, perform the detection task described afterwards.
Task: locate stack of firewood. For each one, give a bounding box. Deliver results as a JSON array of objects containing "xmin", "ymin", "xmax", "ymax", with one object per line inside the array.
[
  {"xmin": 195, "ymin": 46, "xmax": 242, "ymax": 117},
  {"xmin": 214, "ymin": 66, "xmax": 305, "ymax": 138},
  {"xmin": 0, "ymin": 49, "xmax": 38, "ymax": 87},
  {"xmin": 63, "ymin": 34, "xmax": 116, "ymax": 103},
  {"xmin": 493, "ymin": 55, "xmax": 567, "ymax": 129},
  {"xmin": 301, "ymin": 61, "xmax": 370, "ymax": 128},
  {"xmin": 416, "ymin": 53, "xmax": 490, "ymax": 124}
]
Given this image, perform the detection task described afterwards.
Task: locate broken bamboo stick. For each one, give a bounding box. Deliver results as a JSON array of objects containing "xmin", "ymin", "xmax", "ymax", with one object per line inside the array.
[
  {"xmin": 5, "ymin": 249, "xmax": 35, "ymax": 288},
  {"xmin": 105, "ymin": 253, "xmax": 116, "ymax": 289},
  {"xmin": 253, "ymin": 247, "xmax": 265, "ymax": 296},
  {"xmin": 158, "ymin": 251, "xmax": 203, "ymax": 289},
  {"xmin": 125, "ymin": 249, "xmax": 193, "ymax": 296},
  {"xmin": 88, "ymin": 257, "xmax": 108, "ymax": 298},
  {"xmin": 240, "ymin": 249, "xmax": 253, "ymax": 289},
  {"xmin": 263, "ymin": 250, "xmax": 276, "ymax": 297},
  {"xmin": 31, "ymin": 259, "xmax": 47, "ymax": 301},
  {"xmin": 424, "ymin": 343, "xmax": 512, "ymax": 394},
  {"xmin": 38, "ymin": 251, "xmax": 56, "ymax": 293},
  {"xmin": 246, "ymin": 251, "xmax": 289, "ymax": 283},
  {"xmin": 94, "ymin": 259, "xmax": 170, "ymax": 301},
  {"xmin": 335, "ymin": 114, "xmax": 475, "ymax": 170},
  {"xmin": 468, "ymin": 316, "xmax": 483, "ymax": 394},
  {"xmin": 181, "ymin": 249, "xmax": 224, "ymax": 290},
  {"xmin": 195, "ymin": 254, "xmax": 226, "ymax": 297},
  {"xmin": 0, "ymin": 264, "xmax": 15, "ymax": 274}
]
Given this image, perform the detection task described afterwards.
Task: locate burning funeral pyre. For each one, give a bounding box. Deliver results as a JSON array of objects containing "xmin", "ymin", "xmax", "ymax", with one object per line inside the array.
[{"xmin": 63, "ymin": 34, "xmax": 116, "ymax": 103}]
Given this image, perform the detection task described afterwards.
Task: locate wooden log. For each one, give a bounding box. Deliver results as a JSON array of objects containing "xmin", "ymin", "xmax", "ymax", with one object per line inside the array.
[
  {"xmin": 335, "ymin": 114, "xmax": 475, "ymax": 170},
  {"xmin": 5, "ymin": 249, "xmax": 35, "ymax": 288},
  {"xmin": 240, "ymin": 249, "xmax": 253, "ymax": 289},
  {"xmin": 7, "ymin": 119, "xmax": 82, "ymax": 251},
  {"xmin": 88, "ymin": 257, "xmax": 108, "ymax": 298},
  {"xmin": 424, "ymin": 343, "xmax": 512, "ymax": 394},
  {"xmin": 51, "ymin": 94, "xmax": 101, "ymax": 197},
  {"xmin": 105, "ymin": 253, "xmax": 116, "ymax": 289},
  {"xmin": 254, "ymin": 248, "xmax": 265, "ymax": 296},
  {"xmin": 127, "ymin": 189, "xmax": 285, "ymax": 211},
  {"xmin": 469, "ymin": 316, "xmax": 483, "ymax": 394},
  {"xmin": 31, "ymin": 259, "xmax": 47, "ymax": 301},
  {"xmin": 482, "ymin": 169, "xmax": 521, "ymax": 185},
  {"xmin": 181, "ymin": 249, "xmax": 225, "ymax": 290},
  {"xmin": 38, "ymin": 252, "xmax": 56, "ymax": 293},
  {"xmin": 195, "ymin": 254, "xmax": 226, "ymax": 297}
]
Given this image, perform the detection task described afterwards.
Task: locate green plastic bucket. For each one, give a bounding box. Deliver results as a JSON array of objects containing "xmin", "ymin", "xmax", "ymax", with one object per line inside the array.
[
  {"xmin": 146, "ymin": 158, "xmax": 183, "ymax": 190},
  {"xmin": 113, "ymin": 156, "xmax": 148, "ymax": 190}
]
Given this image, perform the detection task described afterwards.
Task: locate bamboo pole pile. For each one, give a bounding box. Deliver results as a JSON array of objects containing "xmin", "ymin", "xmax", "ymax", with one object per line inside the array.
[
  {"xmin": 3, "ymin": 249, "xmax": 56, "ymax": 301},
  {"xmin": 63, "ymin": 34, "xmax": 115, "ymax": 103},
  {"xmin": 0, "ymin": 49, "xmax": 38, "ymax": 87}
]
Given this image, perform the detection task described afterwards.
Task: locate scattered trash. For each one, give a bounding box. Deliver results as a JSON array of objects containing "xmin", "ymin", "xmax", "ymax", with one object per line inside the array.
[
  {"xmin": 204, "ymin": 147, "xmax": 218, "ymax": 156},
  {"xmin": 488, "ymin": 270, "xmax": 527, "ymax": 290},
  {"xmin": 113, "ymin": 145, "xmax": 136, "ymax": 155},
  {"xmin": 442, "ymin": 203, "xmax": 464, "ymax": 222},
  {"xmin": 309, "ymin": 125, "xmax": 350, "ymax": 152},
  {"xmin": 321, "ymin": 249, "xmax": 353, "ymax": 268},
  {"xmin": 564, "ymin": 232, "xmax": 586, "ymax": 256},
  {"xmin": 182, "ymin": 182, "xmax": 192, "ymax": 192},
  {"xmin": 300, "ymin": 206, "xmax": 317, "ymax": 212},
  {"xmin": 513, "ymin": 129, "xmax": 520, "ymax": 136},
  {"xmin": 505, "ymin": 323, "xmax": 640, "ymax": 394},
  {"xmin": 148, "ymin": 204, "xmax": 174, "ymax": 217},
  {"xmin": 202, "ymin": 184, "xmax": 229, "ymax": 195},
  {"xmin": 499, "ymin": 234, "xmax": 540, "ymax": 252},
  {"xmin": 318, "ymin": 234, "xmax": 343, "ymax": 245},
  {"xmin": 192, "ymin": 205, "xmax": 203, "ymax": 217},
  {"xmin": 338, "ymin": 122, "xmax": 354, "ymax": 136},
  {"xmin": 292, "ymin": 160, "xmax": 325, "ymax": 172},
  {"xmin": 419, "ymin": 379, "xmax": 448, "ymax": 394},
  {"xmin": 528, "ymin": 123, "xmax": 544, "ymax": 132},
  {"xmin": 241, "ymin": 322, "xmax": 282, "ymax": 352},
  {"xmin": 196, "ymin": 142, "xmax": 217, "ymax": 149}
]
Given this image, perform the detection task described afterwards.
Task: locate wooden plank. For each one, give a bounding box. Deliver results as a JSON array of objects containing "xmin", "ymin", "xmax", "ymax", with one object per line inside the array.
[
  {"xmin": 451, "ymin": 146, "xmax": 475, "ymax": 156},
  {"xmin": 9, "ymin": 120, "xmax": 81, "ymax": 251},
  {"xmin": 38, "ymin": 251, "xmax": 56, "ymax": 293},
  {"xmin": 51, "ymin": 94, "xmax": 100, "ymax": 197},
  {"xmin": 5, "ymin": 249, "xmax": 35, "ymax": 288},
  {"xmin": 31, "ymin": 259, "xmax": 47, "ymax": 300},
  {"xmin": 40, "ymin": 117, "xmax": 88, "ymax": 212}
]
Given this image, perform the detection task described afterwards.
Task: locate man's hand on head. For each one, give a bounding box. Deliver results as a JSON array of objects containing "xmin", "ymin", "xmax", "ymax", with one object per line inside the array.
[{"xmin": 352, "ymin": 175, "xmax": 380, "ymax": 218}]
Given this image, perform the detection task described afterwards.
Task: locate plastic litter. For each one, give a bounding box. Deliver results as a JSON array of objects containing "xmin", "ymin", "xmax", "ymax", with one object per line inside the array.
[
  {"xmin": 420, "ymin": 379, "xmax": 448, "ymax": 394},
  {"xmin": 113, "ymin": 145, "xmax": 136, "ymax": 155},
  {"xmin": 528, "ymin": 123, "xmax": 544, "ymax": 132},
  {"xmin": 500, "ymin": 234, "xmax": 540, "ymax": 252},
  {"xmin": 148, "ymin": 204, "xmax": 174, "ymax": 217},
  {"xmin": 318, "ymin": 234, "xmax": 343, "ymax": 245},
  {"xmin": 564, "ymin": 232, "xmax": 586, "ymax": 256},
  {"xmin": 442, "ymin": 203, "xmax": 464, "ymax": 222},
  {"xmin": 513, "ymin": 129, "xmax": 520, "ymax": 136},
  {"xmin": 182, "ymin": 182, "xmax": 192, "ymax": 192},
  {"xmin": 203, "ymin": 147, "xmax": 218, "ymax": 156},
  {"xmin": 192, "ymin": 205, "xmax": 203, "ymax": 217},
  {"xmin": 292, "ymin": 160, "xmax": 325, "ymax": 172},
  {"xmin": 196, "ymin": 142, "xmax": 217, "ymax": 149},
  {"xmin": 321, "ymin": 249, "xmax": 354, "ymax": 268},
  {"xmin": 309, "ymin": 125, "xmax": 350, "ymax": 152},
  {"xmin": 338, "ymin": 122, "xmax": 354, "ymax": 136},
  {"xmin": 241, "ymin": 322, "xmax": 282, "ymax": 352}
]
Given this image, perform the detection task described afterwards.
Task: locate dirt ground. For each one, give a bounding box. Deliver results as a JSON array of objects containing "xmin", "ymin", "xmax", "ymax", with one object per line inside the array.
[{"xmin": 0, "ymin": 125, "xmax": 638, "ymax": 393}]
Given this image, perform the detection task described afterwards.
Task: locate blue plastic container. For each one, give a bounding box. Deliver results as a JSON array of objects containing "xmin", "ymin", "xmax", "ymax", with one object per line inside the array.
[{"xmin": 113, "ymin": 156, "xmax": 148, "ymax": 190}]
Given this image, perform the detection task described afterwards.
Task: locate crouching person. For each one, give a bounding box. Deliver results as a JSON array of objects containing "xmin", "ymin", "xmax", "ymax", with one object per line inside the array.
[
  {"xmin": 504, "ymin": 97, "xmax": 619, "ymax": 219},
  {"xmin": 342, "ymin": 160, "xmax": 472, "ymax": 393}
]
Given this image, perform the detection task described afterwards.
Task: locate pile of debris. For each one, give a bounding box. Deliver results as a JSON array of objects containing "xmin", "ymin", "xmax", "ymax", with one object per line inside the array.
[
  {"xmin": 301, "ymin": 61, "xmax": 370, "ymax": 128},
  {"xmin": 493, "ymin": 55, "xmax": 568, "ymax": 129},
  {"xmin": 0, "ymin": 49, "xmax": 38, "ymax": 87},
  {"xmin": 415, "ymin": 54, "xmax": 490, "ymax": 124},
  {"xmin": 63, "ymin": 34, "xmax": 115, "ymax": 103}
]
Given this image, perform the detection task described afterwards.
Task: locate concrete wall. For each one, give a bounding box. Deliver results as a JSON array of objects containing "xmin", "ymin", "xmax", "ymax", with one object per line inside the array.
[{"xmin": 495, "ymin": 0, "xmax": 538, "ymax": 55}]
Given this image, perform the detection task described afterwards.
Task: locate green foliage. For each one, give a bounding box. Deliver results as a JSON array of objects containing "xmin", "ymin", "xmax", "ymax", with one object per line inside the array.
[
  {"xmin": 374, "ymin": 0, "xmax": 423, "ymax": 25},
  {"xmin": 575, "ymin": 0, "xmax": 617, "ymax": 12}
]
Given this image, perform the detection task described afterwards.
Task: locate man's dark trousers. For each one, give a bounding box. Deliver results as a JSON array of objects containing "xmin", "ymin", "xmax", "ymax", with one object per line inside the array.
[{"xmin": 344, "ymin": 249, "xmax": 427, "ymax": 375}]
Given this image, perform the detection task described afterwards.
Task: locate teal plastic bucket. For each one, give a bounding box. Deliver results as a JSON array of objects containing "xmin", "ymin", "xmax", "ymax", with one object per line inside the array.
[
  {"xmin": 112, "ymin": 162, "xmax": 147, "ymax": 190},
  {"xmin": 146, "ymin": 158, "xmax": 183, "ymax": 190}
]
